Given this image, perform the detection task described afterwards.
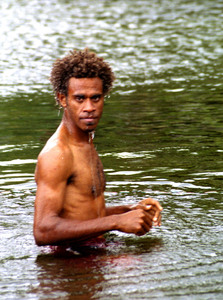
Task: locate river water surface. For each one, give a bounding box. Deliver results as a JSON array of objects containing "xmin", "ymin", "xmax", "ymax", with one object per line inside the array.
[{"xmin": 0, "ymin": 0, "xmax": 223, "ymax": 299}]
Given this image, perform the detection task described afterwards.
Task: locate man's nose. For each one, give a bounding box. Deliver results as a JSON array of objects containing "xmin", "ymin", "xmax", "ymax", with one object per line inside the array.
[{"xmin": 83, "ymin": 99, "xmax": 95, "ymax": 112}]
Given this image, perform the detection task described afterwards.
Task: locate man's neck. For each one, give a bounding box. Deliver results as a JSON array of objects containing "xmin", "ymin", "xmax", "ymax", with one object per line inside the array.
[{"xmin": 60, "ymin": 117, "xmax": 94, "ymax": 145}]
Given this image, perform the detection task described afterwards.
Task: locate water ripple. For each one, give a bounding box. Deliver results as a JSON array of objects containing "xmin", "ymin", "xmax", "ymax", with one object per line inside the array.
[{"xmin": 1, "ymin": 0, "xmax": 223, "ymax": 96}]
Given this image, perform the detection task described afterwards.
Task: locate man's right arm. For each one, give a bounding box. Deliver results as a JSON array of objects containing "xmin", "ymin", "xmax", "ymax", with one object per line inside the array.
[
  {"xmin": 34, "ymin": 147, "xmax": 156, "ymax": 246},
  {"xmin": 33, "ymin": 146, "xmax": 119, "ymax": 245}
]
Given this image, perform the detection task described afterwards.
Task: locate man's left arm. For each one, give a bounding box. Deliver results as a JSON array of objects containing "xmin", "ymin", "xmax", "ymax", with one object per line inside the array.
[
  {"xmin": 105, "ymin": 205, "xmax": 132, "ymax": 215},
  {"xmin": 105, "ymin": 198, "xmax": 163, "ymax": 226}
]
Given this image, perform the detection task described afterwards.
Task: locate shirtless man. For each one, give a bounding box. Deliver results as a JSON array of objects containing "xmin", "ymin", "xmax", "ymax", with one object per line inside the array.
[{"xmin": 34, "ymin": 49, "xmax": 162, "ymax": 249}]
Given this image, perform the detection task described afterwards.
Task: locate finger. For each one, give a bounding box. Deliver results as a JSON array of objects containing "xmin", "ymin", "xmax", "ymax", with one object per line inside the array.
[
  {"xmin": 136, "ymin": 230, "xmax": 146, "ymax": 236},
  {"xmin": 157, "ymin": 214, "xmax": 162, "ymax": 226},
  {"xmin": 132, "ymin": 204, "xmax": 154, "ymax": 215},
  {"xmin": 144, "ymin": 211, "xmax": 154, "ymax": 227},
  {"xmin": 150, "ymin": 204, "xmax": 162, "ymax": 223},
  {"xmin": 136, "ymin": 223, "xmax": 151, "ymax": 236},
  {"xmin": 144, "ymin": 205, "xmax": 152, "ymax": 210},
  {"xmin": 141, "ymin": 222, "xmax": 152, "ymax": 234},
  {"xmin": 154, "ymin": 212, "xmax": 162, "ymax": 226},
  {"xmin": 141, "ymin": 200, "xmax": 162, "ymax": 226},
  {"xmin": 144, "ymin": 205, "xmax": 156, "ymax": 216},
  {"xmin": 130, "ymin": 204, "xmax": 145, "ymax": 211},
  {"xmin": 144, "ymin": 198, "xmax": 163, "ymax": 211},
  {"xmin": 151, "ymin": 200, "xmax": 163, "ymax": 211},
  {"xmin": 153, "ymin": 208, "xmax": 161, "ymax": 220}
]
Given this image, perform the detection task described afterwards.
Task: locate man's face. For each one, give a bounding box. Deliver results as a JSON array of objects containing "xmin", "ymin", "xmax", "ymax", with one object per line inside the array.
[{"xmin": 63, "ymin": 77, "xmax": 104, "ymax": 133}]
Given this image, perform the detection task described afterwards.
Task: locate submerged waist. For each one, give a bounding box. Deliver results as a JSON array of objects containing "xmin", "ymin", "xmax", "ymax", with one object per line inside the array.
[{"xmin": 45, "ymin": 237, "xmax": 107, "ymax": 255}]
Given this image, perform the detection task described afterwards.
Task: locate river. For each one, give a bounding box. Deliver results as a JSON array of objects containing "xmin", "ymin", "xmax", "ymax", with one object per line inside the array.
[{"xmin": 0, "ymin": 0, "xmax": 222, "ymax": 299}]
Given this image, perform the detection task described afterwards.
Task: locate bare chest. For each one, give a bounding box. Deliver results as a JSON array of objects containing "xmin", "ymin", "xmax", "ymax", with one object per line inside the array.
[{"xmin": 67, "ymin": 145, "xmax": 105, "ymax": 198}]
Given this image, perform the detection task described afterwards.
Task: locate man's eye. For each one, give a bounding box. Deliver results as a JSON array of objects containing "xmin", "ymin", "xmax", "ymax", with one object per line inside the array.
[
  {"xmin": 92, "ymin": 96, "xmax": 100, "ymax": 102},
  {"xmin": 75, "ymin": 96, "xmax": 84, "ymax": 102}
]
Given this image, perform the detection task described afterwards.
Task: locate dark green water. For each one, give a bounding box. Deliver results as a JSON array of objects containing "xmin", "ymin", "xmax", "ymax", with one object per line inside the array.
[{"xmin": 0, "ymin": 0, "xmax": 223, "ymax": 299}]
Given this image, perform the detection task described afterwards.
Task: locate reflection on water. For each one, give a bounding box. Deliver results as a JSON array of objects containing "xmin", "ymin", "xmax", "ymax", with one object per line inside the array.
[
  {"xmin": 34, "ymin": 236, "xmax": 163, "ymax": 299},
  {"xmin": 0, "ymin": 0, "xmax": 223, "ymax": 299}
]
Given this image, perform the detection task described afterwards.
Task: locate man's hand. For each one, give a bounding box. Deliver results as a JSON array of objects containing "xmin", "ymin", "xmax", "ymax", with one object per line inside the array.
[
  {"xmin": 130, "ymin": 198, "xmax": 163, "ymax": 227},
  {"xmin": 116, "ymin": 208, "xmax": 154, "ymax": 236}
]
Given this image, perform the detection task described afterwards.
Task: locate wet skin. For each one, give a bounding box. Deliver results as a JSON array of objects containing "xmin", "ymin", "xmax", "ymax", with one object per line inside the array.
[{"xmin": 34, "ymin": 77, "xmax": 162, "ymax": 247}]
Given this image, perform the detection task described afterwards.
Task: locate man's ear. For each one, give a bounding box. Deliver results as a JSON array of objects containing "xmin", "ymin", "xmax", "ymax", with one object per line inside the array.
[{"xmin": 57, "ymin": 93, "xmax": 67, "ymax": 108}]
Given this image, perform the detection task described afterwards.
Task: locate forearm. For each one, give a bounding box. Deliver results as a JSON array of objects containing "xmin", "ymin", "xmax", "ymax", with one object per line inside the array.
[
  {"xmin": 105, "ymin": 205, "xmax": 132, "ymax": 216},
  {"xmin": 34, "ymin": 214, "xmax": 119, "ymax": 246}
]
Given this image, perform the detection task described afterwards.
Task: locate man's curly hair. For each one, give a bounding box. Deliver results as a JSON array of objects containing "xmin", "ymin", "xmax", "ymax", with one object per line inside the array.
[{"xmin": 50, "ymin": 48, "xmax": 115, "ymax": 103}]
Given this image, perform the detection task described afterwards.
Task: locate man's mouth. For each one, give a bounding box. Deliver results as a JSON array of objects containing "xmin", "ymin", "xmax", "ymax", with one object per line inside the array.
[
  {"xmin": 81, "ymin": 116, "xmax": 97, "ymax": 125},
  {"xmin": 83, "ymin": 117, "xmax": 95, "ymax": 121}
]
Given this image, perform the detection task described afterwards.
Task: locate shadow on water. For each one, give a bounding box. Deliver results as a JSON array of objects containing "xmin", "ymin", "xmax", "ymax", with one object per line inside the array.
[{"xmin": 34, "ymin": 235, "xmax": 163, "ymax": 299}]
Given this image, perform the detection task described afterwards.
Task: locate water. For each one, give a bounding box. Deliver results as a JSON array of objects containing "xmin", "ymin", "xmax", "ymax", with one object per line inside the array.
[{"xmin": 1, "ymin": 0, "xmax": 223, "ymax": 299}]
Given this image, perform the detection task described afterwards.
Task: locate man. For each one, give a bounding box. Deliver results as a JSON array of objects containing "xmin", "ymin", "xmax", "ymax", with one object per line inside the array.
[{"xmin": 34, "ymin": 49, "xmax": 162, "ymax": 251}]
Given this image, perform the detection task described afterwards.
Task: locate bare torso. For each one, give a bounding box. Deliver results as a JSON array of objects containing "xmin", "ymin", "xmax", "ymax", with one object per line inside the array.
[
  {"xmin": 60, "ymin": 139, "xmax": 106, "ymax": 220},
  {"xmin": 35, "ymin": 123, "xmax": 106, "ymax": 223}
]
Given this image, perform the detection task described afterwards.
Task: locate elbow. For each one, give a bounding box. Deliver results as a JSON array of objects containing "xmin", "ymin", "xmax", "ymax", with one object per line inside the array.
[
  {"xmin": 33, "ymin": 221, "xmax": 57, "ymax": 246},
  {"xmin": 33, "ymin": 227, "xmax": 49, "ymax": 246}
]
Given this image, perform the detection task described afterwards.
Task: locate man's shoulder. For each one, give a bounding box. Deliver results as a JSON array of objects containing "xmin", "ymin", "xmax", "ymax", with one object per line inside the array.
[
  {"xmin": 36, "ymin": 134, "xmax": 74, "ymax": 178},
  {"xmin": 39, "ymin": 135, "xmax": 72, "ymax": 161}
]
